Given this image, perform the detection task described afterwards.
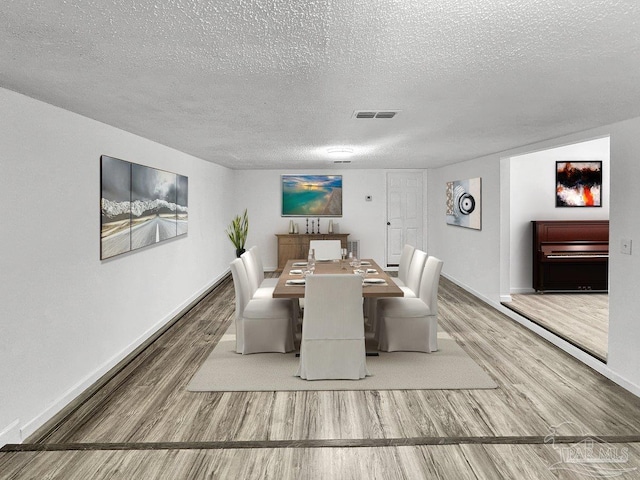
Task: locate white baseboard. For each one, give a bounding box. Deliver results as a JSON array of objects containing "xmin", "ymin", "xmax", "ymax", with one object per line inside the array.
[
  {"xmin": 443, "ymin": 273, "xmax": 640, "ymax": 399},
  {"xmin": 510, "ymin": 287, "xmax": 536, "ymax": 294},
  {"xmin": 0, "ymin": 419, "xmax": 20, "ymax": 447},
  {"xmin": 500, "ymin": 294, "xmax": 513, "ymax": 303},
  {"xmin": 18, "ymin": 270, "xmax": 230, "ymax": 442},
  {"xmin": 441, "ymin": 272, "xmax": 498, "ymax": 307}
]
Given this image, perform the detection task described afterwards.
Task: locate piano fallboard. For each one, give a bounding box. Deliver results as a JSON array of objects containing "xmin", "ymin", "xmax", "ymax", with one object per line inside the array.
[
  {"xmin": 532, "ymin": 221, "xmax": 609, "ymax": 292},
  {"xmin": 541, "ymin": 243, "xmax": 609, "ymax": 261}
]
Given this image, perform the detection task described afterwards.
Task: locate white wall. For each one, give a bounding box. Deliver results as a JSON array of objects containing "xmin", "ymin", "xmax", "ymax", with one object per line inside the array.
[
  {"xmin": 236, "ymin": 169, "xmax": 428, "ymax": 270},
  {"xmin": 509, "ymin": 137, "xmax": 610, "ymax": 292},
  {"xmin": 0, "ymin": 89, "xmax": 235, "ymax": 446},
  {"xmin": 607, "ymin": 117, "xmax": 640, "ymax": 387},
  {"xmin": 428, "ymin": 119, "xmax": 640, "ymax": 397},
  {"xmin": 427, "ymin": 156, "xmax": 502, "ymax": 302}
]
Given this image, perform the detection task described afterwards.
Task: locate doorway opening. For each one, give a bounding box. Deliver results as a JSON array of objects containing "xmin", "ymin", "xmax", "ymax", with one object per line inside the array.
[{"xmin": 501, "ymin": 136, "xmax": 610, "ymax": 362}]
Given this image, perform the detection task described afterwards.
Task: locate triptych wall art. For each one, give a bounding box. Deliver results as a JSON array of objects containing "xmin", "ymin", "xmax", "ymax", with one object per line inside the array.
[
  {"xmin": 100, "ymin": 155, "xmax": 188, "ymax": 260},
  {"xmin": 556, "ymin": 161, "xmax": 602, "ymax": 207},
  {"xmin": 446, "ymin": 177, "xmax": 482, "ymax": 230}
]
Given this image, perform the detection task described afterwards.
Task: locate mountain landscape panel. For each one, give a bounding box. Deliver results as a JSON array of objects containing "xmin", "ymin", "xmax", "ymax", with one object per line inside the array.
[
  {"xmin": 177, "ymin": 175, "xmax": 188, "ymax": 236},
  {"xmin": 100, "ymin": 155, "xmax": 188, "ymax": 259},
  {"xmin": 101, "ymin": 156, "xmax": 132, "ymax": 259}
]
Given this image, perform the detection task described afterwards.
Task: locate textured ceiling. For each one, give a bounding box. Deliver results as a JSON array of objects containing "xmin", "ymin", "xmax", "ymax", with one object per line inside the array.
[{"xmin": 2, "ymin": 0, "xmax": 640, "ymax": 169}]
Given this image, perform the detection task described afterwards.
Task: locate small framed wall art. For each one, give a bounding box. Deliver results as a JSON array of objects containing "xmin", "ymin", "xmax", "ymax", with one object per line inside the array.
[
  {"xmin": 446, "ymin": 177, "xmax": 481, "ymax": 230},
  {"xmin": 556, "ymin": 161, "xmax": 602, "ymax": 207}
]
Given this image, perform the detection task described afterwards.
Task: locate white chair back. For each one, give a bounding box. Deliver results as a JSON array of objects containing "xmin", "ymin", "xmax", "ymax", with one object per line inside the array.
[
  {"xmin": 248, "ymin": 245, "xmax": 265, "ymax": 284},
  {"xmin": 230, "ymin": 258, "xmax": 251, "ymax": 317},
  {"xmin": 308, "ymin": 240, "xmax": 342, "ymax": 261},
  {"xmin": 419, "ymin": 256, "xmax": 444, "ymax": 314},
  {"xmin": 398, "ymin": 244, "xmax": 415, "ymax": 283},
  {"xmin": 230, "ymin": 258, "xmax": 251, "ymax": 351},
  {"xmin": 240, "ymin": 250, "xmax": 260, "ymax": 296},
  {"xmin": 405, "ymin": 249, "xmax": 427, "ymax": 295},
  {"xmin": 303, "ymin": 274, "xmax": 364, "ymax": 339},
  {"xmin": 297, "ymin": 274, "xmax": 369, "ymax": 380}
]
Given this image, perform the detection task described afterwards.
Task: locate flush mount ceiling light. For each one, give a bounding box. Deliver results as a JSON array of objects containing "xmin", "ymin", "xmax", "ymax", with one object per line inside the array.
[
  {"xmin": 311, "ymin": 145, "xmax": 375, "ymax": 160},
  {"xmin": 326, "ymin": 147, "xmax": 354, "ymax": 159}
]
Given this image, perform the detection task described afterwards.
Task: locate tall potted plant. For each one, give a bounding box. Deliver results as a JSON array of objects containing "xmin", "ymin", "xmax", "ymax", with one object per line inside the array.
[{"xmin": 226, "ymin": 209, "xmax": 249, "ymax": 257}]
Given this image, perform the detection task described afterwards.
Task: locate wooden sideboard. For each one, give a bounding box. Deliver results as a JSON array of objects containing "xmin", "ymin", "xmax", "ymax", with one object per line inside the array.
[{"xmin": 275, "ymin": 233, "xmax": 349, "ymax": 271}]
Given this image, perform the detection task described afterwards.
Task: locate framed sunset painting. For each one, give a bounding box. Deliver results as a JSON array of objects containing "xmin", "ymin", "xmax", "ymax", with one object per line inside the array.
[{"xmin": 281, "ymin": 175, "xmax": 343, "ymax": 216}]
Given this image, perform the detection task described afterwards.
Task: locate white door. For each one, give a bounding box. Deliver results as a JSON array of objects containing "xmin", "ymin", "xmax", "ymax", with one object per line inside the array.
[{"xmin": 386, "ymin": 172, "xmax": 423, "ymax": 266}]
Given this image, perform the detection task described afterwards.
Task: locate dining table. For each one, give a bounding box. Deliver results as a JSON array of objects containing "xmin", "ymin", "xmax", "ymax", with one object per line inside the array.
[{"xmin": 272, "ymin": 258, "xmax": 404, "ymax": 299}]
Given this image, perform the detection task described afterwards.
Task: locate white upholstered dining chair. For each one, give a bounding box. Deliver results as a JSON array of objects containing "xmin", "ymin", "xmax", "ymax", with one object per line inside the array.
[
  {"xmin": 241, "ymin": 249, "xmax": 301, "ymax": 337},
  {"xmin": 296, "ymin": 274, "xmax": 369, "ymax": 380},
  {"xmin": 308, "ymin": 239, "xmax": 342, "ymax": 261},
  {"xmin": 241, "ymin": 249, "xmax": 275, "ymax": 299},
  {"xmin": 230, "ymin": 258, "xmax": 295, "ymax": 354},
  {"xmin": 367, "ymin": 248, "xmax": 428, "ymax": 336},
  {"xmin": 376, "ymin": 256, "xmax": 444, "ymax": 353},
  {"xmin": 249, "ymin": 245, "xmax": 278, "ymax": 288},
  {"xmin": 399, "ymin": 248, "xmax": 427, "ymax": 298},
  {"xmin": 298, "ymin": 239, "xmax": 343, "ymax": 313},
  {"xmin": 392, "ymin": 244, "xmax": 416, "ymax": 288}
]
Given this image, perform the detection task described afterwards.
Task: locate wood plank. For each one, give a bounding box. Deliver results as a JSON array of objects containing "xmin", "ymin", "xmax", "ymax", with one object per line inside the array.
[
  {"xmin": 504, "ymin": 293, "xmax": 608, "ymax": 360},
  {"xmin": 6, "ymin": 443, "xmax": 640, "ymax": 480}
]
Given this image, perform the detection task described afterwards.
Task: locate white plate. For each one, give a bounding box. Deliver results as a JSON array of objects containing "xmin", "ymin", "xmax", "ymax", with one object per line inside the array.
[
  {"xmin": 286, "ymin": 279, "xmax": 306, "ymax": 285},
  {"xmin": 292, "ymin": 262, "xmax": 307, "ymax": 267},
  {"xmin": 366, "ymin": 269, "xmax": 377, "ymax": 274},
  {"xmin": 289, "ymin": 269, "xmax": 303, "ymax": 275},
  {"xmin": 363, "ymin": 278, "xmax": 386, "ymax": 284}
]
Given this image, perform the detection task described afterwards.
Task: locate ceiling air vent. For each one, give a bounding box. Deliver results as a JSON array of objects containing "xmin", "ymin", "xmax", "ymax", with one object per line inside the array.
[{"xmin": 353, "ymin": 110, "xmax": 399, "ymax": 119}]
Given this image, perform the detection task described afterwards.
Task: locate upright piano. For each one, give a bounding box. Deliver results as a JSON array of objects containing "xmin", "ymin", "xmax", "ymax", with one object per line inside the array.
[{"xmin": 532, "ymin": 220, "xmax": 609, "ymax": 292}]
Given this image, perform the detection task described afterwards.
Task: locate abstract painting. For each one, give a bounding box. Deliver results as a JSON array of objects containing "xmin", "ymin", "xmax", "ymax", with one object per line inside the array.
[
  {"xmin": 446, "ymin": 177, "xmax": 481, "ymax": 230},
  {"xmin": 281, "ymin": 175, "xmax": 342, "ymax": 216},
  {"xmin": 100, "ymin": 155, "xmax": 188, "ymax": 259},
  {"xmin": 556, "ymin": 161, "xmax": 602, "ymax": 207}
]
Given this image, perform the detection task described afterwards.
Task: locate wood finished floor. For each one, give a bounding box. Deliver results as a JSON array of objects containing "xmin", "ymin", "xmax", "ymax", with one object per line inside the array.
[
  {"xmin": 2, "ymin": 275, "xmax": 640, "ymax": 479},
  {"xmin": 505, "ymin": 293, "xmax": 608, "ymax": 361}
]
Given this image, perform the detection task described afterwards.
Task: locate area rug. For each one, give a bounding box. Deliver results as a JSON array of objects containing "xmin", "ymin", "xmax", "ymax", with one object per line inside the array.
[{"xmin": 187, "ymin": 328, "xmax": 497, "ymax": 391}]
